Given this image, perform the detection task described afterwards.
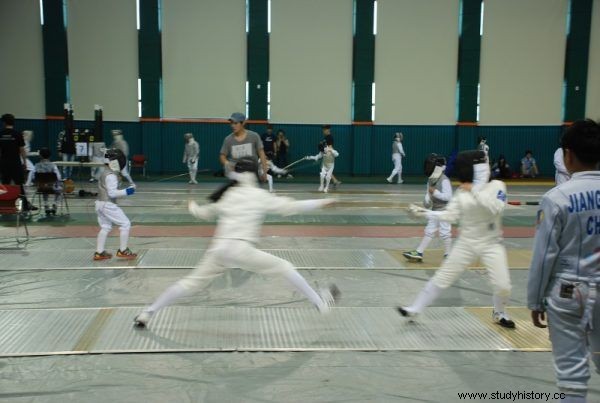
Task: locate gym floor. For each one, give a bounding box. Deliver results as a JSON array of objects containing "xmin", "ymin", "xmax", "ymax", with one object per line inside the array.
[{"xmin": 1, "ymin": 178, "xmax": 599, "ymax": 402}]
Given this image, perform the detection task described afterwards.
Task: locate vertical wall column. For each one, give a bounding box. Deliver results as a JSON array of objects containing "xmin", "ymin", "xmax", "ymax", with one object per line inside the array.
[
  {"xmin": 352, "ymin": 0, "xmax": 375, "ymax": 123},
  {"xmin": 247, "ymin": 0, "xmax": 269, "ymax": 120},
  {"xmin": 563, "ymin": 0, "xmax": 593, "ymax": 122},
  {"xmin": 456, "ymin": 0, "xmax": 482, "ymax": 123},
  {"xmin": 138, "ymin": 0, "xmax": 162, "ymax": 118},
  {"xmin": 42, "ymin": 0, "xmax": 69, "ymax": 116},
  {"xmin": 351, "ymin": 0, "xmax": 375, "ymax": 174}
]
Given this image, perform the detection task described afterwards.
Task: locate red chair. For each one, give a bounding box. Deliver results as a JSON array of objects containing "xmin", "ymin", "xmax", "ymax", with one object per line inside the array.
[
  {"xmin": 0, "ymin": 185, "xmax": 29, "ymax": 244},
  {"xmin": 129, "ymin": 154, "xmax": 147, "ymax": 178}
]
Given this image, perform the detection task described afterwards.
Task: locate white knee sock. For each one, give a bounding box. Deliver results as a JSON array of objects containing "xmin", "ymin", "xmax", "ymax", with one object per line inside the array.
[
  {"xmin": 492, "ymin": 293, "xmax": 510, "ymax": 314},
  {"xmin": 282, "ymin": 270, "xmax": 323, "ymax": 309},
  {"xmin": 119, "ymin": 227, "xmax": 130, "ymax": 251},
  {"xmin": 407, "ymin": 280, "xmax": 443, "ymax": 314},
  {"xmin": 325, "ymin": 176, "xmax": 331, "ymax": 190},
  {"xmin": 417, "ymin": 236, "xmax": 433, "ymax": 254},
  {"xmin": 319, "ymin": 175, "xmax": 325, "ymax": 188},
  {"xmin": 443, "ymin": 238, "xmax": 452, "ymax": 256},
  {"xmin": 96, "ymin": 228, "xmax": 110, "ymax": 253},
  {"xmin": 267, "ymin": 174, "xmax": 273, "ymax": 192},
  {"xmin": 147, "ymin": 283, "xmax": 190, "ymax": 314}
]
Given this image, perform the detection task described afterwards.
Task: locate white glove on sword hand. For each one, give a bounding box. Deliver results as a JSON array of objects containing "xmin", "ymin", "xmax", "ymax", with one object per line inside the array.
[{"xmin": 408, "ymin": 203, "xmax": 429, "ymax": 219}]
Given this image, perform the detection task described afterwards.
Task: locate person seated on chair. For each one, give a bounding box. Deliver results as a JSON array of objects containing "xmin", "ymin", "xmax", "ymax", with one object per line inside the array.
[
  {"xmin": 491, "ymin": 154, "xmax": 512, "ymax": 179},
  {"xmin": 33, "ymin": 148, "xmax": 63, "ymax": 216},
  {"xmin": 521, "ymin": 150, "xmax": 539, "ymax": 178}
]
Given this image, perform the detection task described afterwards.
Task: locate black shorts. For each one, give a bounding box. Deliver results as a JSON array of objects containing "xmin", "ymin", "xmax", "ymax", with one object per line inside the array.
[{"xmin": 0, "ymin": 163, "xmax": 25, "ymax": 185}]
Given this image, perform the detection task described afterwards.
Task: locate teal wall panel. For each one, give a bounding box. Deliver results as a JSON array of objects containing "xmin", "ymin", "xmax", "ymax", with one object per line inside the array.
[
  {"xmin": 352, "ymin": 126, "xmax": 372, "ymax": 175},
  {"xmin": 14, "ymin": 119, "xmax": 563, "ymax": 177},
  {"xmin": 478, "ymin": 126, "xmax": 562, "ymax": 177}
]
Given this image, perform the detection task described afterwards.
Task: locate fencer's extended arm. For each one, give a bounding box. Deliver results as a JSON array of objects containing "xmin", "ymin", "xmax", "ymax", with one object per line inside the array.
[
  {"xmin": 431, "ymin": 178, "xmax": 452, "ymax": 202},
  {"xmin": 105, "ymin": 174, "xmax": 128, "ymax": 198},
  {"xmin": 527, "ymin": 196, "xmax": 562, "ymax": 311},
  {"xmin": 306, "ymin": 153, "xmax": 322, "ymax": 161},
  {"xmin": 267, "ymin": 195, "xmax": 334, "ymax": 216},
  {"xmin": 268, "ymin": 161, "xmax": 287, "ymax": 175},
  {"xmin": 424, "ymin": 193, "xmax": 461, "ymax": 223},
  {"xmin": 188, "ymin": 200, "xmax": 218, "ymax": 221},
  {"xmin": 471, "ymin": 182, "xmax": 507, "ymax": 216}
]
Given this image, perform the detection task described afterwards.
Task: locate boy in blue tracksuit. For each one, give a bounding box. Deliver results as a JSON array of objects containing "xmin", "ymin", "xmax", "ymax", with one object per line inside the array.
[{"xmin": 527, "ymin": 119, "xmax": 600, "ymax": 403}]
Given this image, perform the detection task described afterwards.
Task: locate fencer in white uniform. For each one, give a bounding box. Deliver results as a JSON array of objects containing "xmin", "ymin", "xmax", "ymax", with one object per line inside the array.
[
  {"xmin": 258, "ymin": 157, "xmax": 288, "ymax": 193},
  {"xmin": 554, "ymin": 147, "xmax": 571, "ymax": 186},
  {"xmin": 182, "ymin": 133, "xmax": 200, "ymax": 184},
  {"xmin": 387, "ymin": 132, "xmax": 405, "ymax": 184},
  {"xmin": 22, "ymin": 130, "xmax": 36, "ymax": 186},
  {"xmin": 94, "ymin": 148, "xmax": 137, "ymax": 261},
  {"xmin": 477, "ymin": 136, "xmax": 490, "ymax": 163},
  {"xmin": 133, "ymin": 157, "xmax": 340, "ymax": 328},
  {"xmin": 399, "ymin": 150, "xmax": 515, "ymax": 328},
  {"xmin": 403, "ymin": 154, "xmax": 452, "ymax": 262},
  {"xmin": 306, "ymin": 141, "xmax": 339, "ymax": 193}
]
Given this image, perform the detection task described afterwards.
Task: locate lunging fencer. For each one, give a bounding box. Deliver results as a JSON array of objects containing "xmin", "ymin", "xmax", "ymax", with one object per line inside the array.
[
  {"xmin": 306, "ymin": 140, "xmax": 339, "ymax": 193},
  {"xmin": 183, "ymin": 132, "xmax": 200, "ymax": 184},
  {"xmin": 527, "ymin": 119, "xmax": 600, "ymax": 403},
  {"xmin": 386, "ymin": 132, "xmax": 406, "ymax": 184},
  {"xmin": 403, "ymin": 153, "xmax": 452, "ymax": 262},
  {"xmin": 93, "ymin": 148, "xmax": 138, "ymax": 261},
  {"xmin": 133, "ymin": 157, "xmax": 340, "ymax": 328},
  {"xmin": 259, "ymin": 154, "xmax": 288, "ymax": 193},
  {"xmin": 399, "ymin": 150, "xmax": 515, "ymax": 328}
]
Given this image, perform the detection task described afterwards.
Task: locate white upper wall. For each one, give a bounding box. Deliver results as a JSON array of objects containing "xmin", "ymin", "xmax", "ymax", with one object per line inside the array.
[
  {"xmin": 0, "ymin": 0, "xmax": 45, "ymax": 119},
  {"xmin": 161, "ymin": 0, "xmax": 246, "ymax": 119},
  {"xmin": 270, "ymin": 0, "xmax": 353, "ymax": 124},
  {"xmin": 375, "ymin": 0, "xmax": 460, "ymax": 125},
  {"xmin": 586, "ymin": 0, "xmax": 600, "ymax": 120},
  {"xmin": 479, "ymin": 0, "xmax": 568, "ymax": 125},
  {"xmin": 67, "ymin": 0, "xmax": 138, "ymax": 121}
]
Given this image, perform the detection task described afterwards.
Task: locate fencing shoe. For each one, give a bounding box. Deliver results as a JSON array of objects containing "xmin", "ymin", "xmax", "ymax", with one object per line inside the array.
[
  {"xmin": 317, "ymin": 284, "xmax": 341, "ymax": 314},
  {"xmin": 133, "ymin": 311, "xmax": 153, "ymax": 328},
  {"xmin": 402, "ymin": 250, "xmax": 423, "ymax": 262},
  {"xmin": 493, "ymin": 311, "xmax": 516, "ymax": 329},
  {"xmin": 116, "ymin": 248, "xmax": 138, "ymax": 260}
]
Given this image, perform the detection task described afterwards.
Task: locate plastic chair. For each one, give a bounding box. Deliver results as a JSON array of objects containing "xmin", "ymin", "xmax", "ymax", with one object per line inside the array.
[
  {"xmin": 129, "ymin": 154, "xmax": 147, "ymax": 178},
  {"xmin": 0, "ymin": 184, "xmax": 29, "ymax": 244},
  {"xmin": 34, "ymin": 172, "xmax": 70, "ymax": 217}
]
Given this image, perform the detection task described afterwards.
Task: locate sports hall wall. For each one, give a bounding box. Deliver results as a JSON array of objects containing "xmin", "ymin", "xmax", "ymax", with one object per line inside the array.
[{"xmin": 1, "ymin": 0, "xmax": 599, "ymax": 177}]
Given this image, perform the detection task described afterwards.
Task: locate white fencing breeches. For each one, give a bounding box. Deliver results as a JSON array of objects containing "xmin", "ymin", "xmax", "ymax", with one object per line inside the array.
[
  {"xmin": 95, "ymin": 201, "xmax": 131, "ymax": 252},
  {"xmin": 432, "ymin": 238, "xmax": 511, "ymax": 297},
  {"xmin": 169, "ymin": 239, "xmax": 324, "ymax": 309},
  {"xmin": 417, "ymin": 216, "xmax": 452, "ymax": 255},
  {"xmin": 320, "ymin": 164, "xmax": 334, "ymax": 189},
  {"xmin": 187, "ymin": 159, "xmax": 198, "ymax": 181},
  {"xmin": 388, "ymin": 153, "xmax": 402, "ymax": 181}
]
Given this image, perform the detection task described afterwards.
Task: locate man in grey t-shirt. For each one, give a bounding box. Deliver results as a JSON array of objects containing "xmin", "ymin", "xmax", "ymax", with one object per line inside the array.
[{"xmin": 220, "ymin": 112, "xmax": 268, "ymax": 180}]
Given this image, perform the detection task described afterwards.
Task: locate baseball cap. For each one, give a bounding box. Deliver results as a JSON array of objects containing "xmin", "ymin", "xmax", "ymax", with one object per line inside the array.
[{"xmin": 228, "ymin": 112, "xmax": 246, "ymax": 123}]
